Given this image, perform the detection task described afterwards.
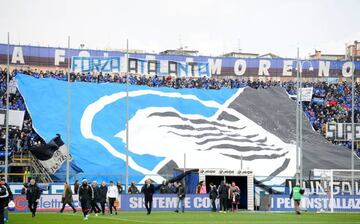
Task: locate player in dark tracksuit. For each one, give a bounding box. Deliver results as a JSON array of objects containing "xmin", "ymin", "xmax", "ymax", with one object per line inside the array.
[
  {"xmin": 90, "ymin": 181, "xmax": 101, "ymax": 215},
  {"xmin": 141, "ymin": 179, "xmax": 155, "ymax": 215},
  {"xmin": 0, "ymin": 177, "xmax": 13, "ymax": 222},
  {"xmin": 218, "ymin": 181, "xmax": 228, "ymax": 213},
  {"xmin": 0, "ymin": 180, "xmax": 10, "ymax": 224},
  {"xmin": 98, "ymin": 182, "xmax": 108, "ymax": 215},
  {"xmin": 79, "ymin": 179, "xmax": 93, "ymax": 220},
  {"xmin": 174, "ymin": 182, "xmax": 186, "ymax": 213},
  {"xmin": 26, "ymin": 179, "xmax": 41, "ymax": 217},
  {"xmin": 209, "ymin": 183, "xmax": 218, "ymax": 212}
]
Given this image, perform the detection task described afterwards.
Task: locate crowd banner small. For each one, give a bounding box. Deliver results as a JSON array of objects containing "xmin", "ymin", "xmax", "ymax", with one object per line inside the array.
[
  {"xmin": 0, "ymin": 109, "xmax": 25, "ymax": 129},
  {"xmin": 288, "ymin": 87, "xmax": 313, "ymax": 102},
  {"xmin": 300, "ymin": 87, "xmax": 313, "ymax": 102}
]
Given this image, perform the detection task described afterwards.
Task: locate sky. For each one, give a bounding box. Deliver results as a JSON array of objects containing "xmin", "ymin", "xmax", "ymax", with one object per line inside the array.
[{"xmin": 1, "ymin": 0, "xmax": 359, "ymax": 58}]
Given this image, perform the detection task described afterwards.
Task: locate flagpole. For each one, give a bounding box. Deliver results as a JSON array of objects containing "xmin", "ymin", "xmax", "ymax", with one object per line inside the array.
[
  {"xmin": 351, "ymin": 51, "xmax": 355, "ymax": 192},
  {"xmin": 299, "ymin": 53, "xmax": 303, "ymax": 185},
  {"xmin": 125, "ymin": 39, "xmax": 129, "ymax": 192},
  {"xmin": 295, "ymin": 47, "xmax": 300, "ymax": 185},
  {"xmin": 5, "ymin": 32, "xmax": 10, "ymax": 182},
  {"xmin": 184, "ymin": 153, "xmax": 186, "ymax": 191},
  {"xmin": 66, "ymin": 36, "xmax": 71, "ymax": 184}
]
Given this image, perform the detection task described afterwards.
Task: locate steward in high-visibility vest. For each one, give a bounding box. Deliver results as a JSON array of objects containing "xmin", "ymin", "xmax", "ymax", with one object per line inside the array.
[
  {"xmin": 24, "ymin": 168, "xmax": 31, "ymax": 183},
  {"xmin": 290, "ymin": 184, "xmax": 304, "ymax": 215}
]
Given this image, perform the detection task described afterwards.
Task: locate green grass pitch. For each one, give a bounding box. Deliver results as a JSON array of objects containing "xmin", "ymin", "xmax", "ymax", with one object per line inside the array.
[{"xmin": 8, "ymin": 211, "xmax": 360, "ymax": 224}]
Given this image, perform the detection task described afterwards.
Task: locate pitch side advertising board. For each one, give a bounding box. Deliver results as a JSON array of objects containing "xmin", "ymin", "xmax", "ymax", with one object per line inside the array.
[
  {"xmin": 13, "ymin": 194, "xmax": 81, "ymax": 212},
  {"xmin": 13, "ymin": 194, "xmax": 220, "ymax": 212},
  {"xmin": 13, "ymin": 194, "xmax": 360, "ymax": 212},
  {"xmin": 272, "ymin": 194, "xmax": 360, "ymax": 211}
]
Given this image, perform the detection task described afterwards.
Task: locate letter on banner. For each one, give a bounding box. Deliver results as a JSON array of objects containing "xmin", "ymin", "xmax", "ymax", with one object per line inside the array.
[
  {"xmin": 120, "ymin": 56, "xmax": 126, "ymax": 72},
  {"xmin": 168, "ymin": 61, "xmax": 177, "ymax": 76},
  {"xmin": 78, "ymin": 51, "xmax": 90, "ymax": 71},
  {"xmin": 342, "ymin": 182, "xmax": 353, "ymax": 194},
  {"xmin": 282, "ymin": 60, "xmax": 293, "ymax": 76},
  {"xmin": 128, "ymin": 59, "xmax": 137, "ymax": 73},
  {"xmin": 198, "ymin": 62, "xmax": 210, "ymax": 77},
  {"xmin": 102, "ymin": 58, "xmax": 110, "ymax": 72},
  {"xmin": 186, "ymin": 58, "xmax": 198, "ymax": 77},
  {"xmin": 234, "ymin": 59, "xmax": 246, "ymax": 76},
  {"xmin": 318, "ymin": 61, "xmax": 330, "ymax": 77},
  {"xmin": 208, "ymin": 58, "xmax": 222, "ymax": 75},
  {"xmin": 92, "ymin": 58, "xmax": 101, "ymax": 72},
  {"xmin": 258, "ymin": 60, "xmax": 271, "ymax": 76},
  {"xmin": 177, "ymin": 62, "xmax": 187, "ymax": 77},
  {"xmin": 159, "ymin": 60, "xmax": 168, "ymax": 76},
  {"xmin": 356, "ymin": 125, "xmax": 360, "ymax": 140},
  {"xmin": 54, "ymin": 49, "xmax": 66, "ymax": 66},
  {"xmin": 137, "ymin": 59, "xmax": 146, "ymax": 74},
  {"xmin": 78, "ymin": 51, "xmax": 90, "ymax": 57},
  {"xmin": 342, "ymin": 62, "xmax": 355, "ymax": 77},
  {"xmin": 145, "ymin": 55, "xmax": 156, "ymax": 75},
  {"xmin": 147, "ymin": 61, "xmax": 157, "ymax": 76},
  {"xmin": 11, "ymin": 47, "xmax": 25, "ymax": 64}
]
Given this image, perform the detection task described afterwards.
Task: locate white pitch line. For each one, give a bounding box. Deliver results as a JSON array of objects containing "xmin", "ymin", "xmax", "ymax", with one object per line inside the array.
[
  {"xmin": 62, "ymin": 213, "xmax": 152, "ymax": 223},
  {"xmin": 60, "ymin": 213, "xmax": 360, "ymax": 224}
]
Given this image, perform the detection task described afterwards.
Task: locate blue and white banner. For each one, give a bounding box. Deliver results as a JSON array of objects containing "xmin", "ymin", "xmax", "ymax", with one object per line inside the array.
[
  {"xmin": 71, "ymin": 56, "xmax": 120, "ymax": 73},
  {"xmin": 2, "ymin": 44, "xmax": 360, "ymax": 77},
  {"xmin": 16, "ymin": 74, "xmax": 296, "ymax": 184}
]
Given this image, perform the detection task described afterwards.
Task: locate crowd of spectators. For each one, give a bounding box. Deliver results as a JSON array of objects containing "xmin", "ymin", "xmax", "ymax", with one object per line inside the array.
[
  {"xmin": 13, "ymin": 67, "xmax": 283, "ymax": 89},
  {"xmin": 285, "ymin": 81, "xmax": 360, "ymax": 153},
  {"xmin": 0, "ymin": 68, "xmax": 45, "ymax": 158},
  {"xmin": 0, "ymin": 67, "xmax": 359, "ymax": 159}
]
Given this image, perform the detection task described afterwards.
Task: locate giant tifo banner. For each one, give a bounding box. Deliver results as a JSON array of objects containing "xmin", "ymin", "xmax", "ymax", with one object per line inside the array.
[
  {"xmin": 16, "ymin": 74, "xmax": 296, "ymax": 185},
  {"xmin": 1, "ymin": 44, "xmax": 359, "ymax": 77}
]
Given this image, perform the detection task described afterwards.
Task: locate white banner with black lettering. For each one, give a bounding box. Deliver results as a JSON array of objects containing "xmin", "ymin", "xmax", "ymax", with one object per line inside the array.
[{"xmin": 0, "ymin": 109, "xmax": 25, "ymax": 129}]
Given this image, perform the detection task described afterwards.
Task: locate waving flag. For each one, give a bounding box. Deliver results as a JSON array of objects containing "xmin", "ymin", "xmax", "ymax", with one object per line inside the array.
[{"xmin": 30, "ymin": 134, "xmax": 83, "ymax": 178}]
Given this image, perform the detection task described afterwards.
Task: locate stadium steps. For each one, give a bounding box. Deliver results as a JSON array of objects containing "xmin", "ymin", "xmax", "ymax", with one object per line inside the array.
[
  {"xmin": 30, "ymin": 153, "xmax": 53, "ymax": 183},
  {"xmin": 10, "ymin": 156, "xmax": 31, "ymax": 166}
]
